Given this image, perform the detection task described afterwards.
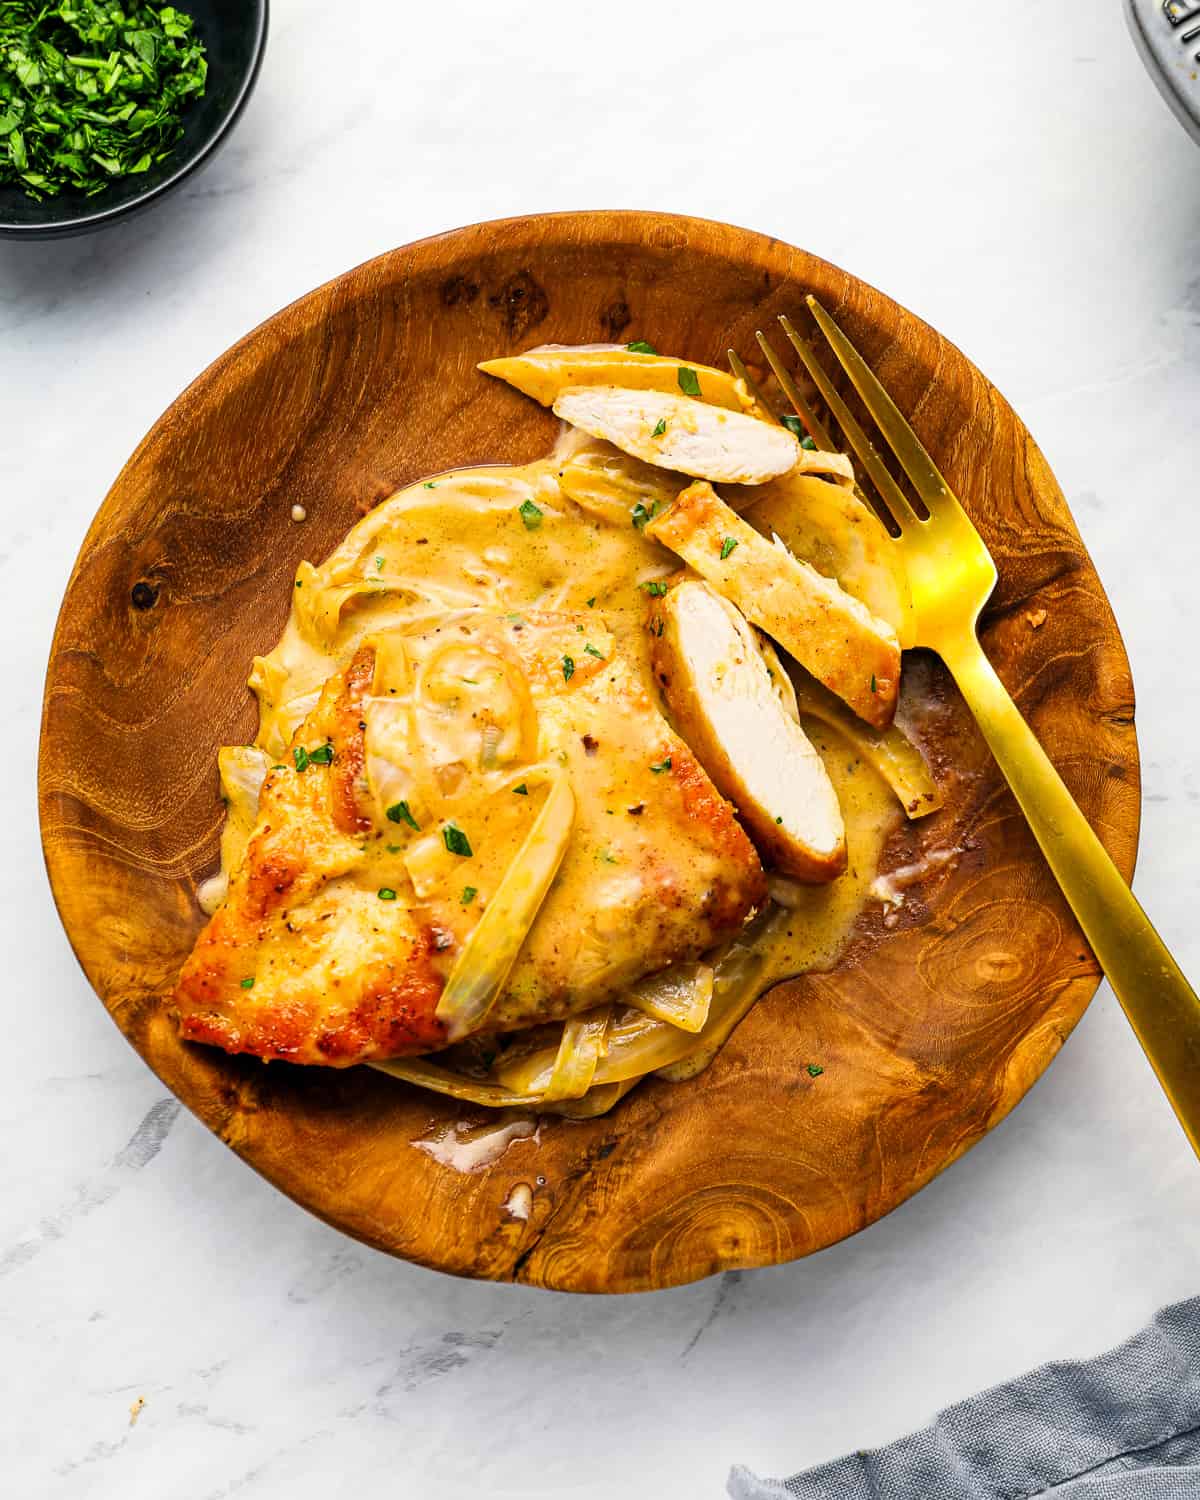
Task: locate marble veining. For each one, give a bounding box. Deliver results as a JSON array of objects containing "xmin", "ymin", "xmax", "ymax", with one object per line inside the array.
[{"xmin": 4, "ymin": 2, "xmax": 1200, "ymax": 1496}]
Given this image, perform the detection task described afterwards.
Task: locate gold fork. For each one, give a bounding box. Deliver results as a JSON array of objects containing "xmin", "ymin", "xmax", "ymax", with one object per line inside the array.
[{"xmin": 738, "ymin": 301, "xmax": 1200, "ymax": 1158}]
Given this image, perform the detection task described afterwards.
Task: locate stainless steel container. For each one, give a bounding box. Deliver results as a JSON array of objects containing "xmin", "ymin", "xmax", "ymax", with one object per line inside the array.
[{"xmin": 1127, "ymin": 0, "xmax": 1200, "ymax": 142}]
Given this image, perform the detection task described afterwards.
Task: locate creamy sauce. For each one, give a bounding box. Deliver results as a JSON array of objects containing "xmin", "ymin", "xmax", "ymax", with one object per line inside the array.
[
  {"xmin": 213, "ymin": 428, "xmax": 904, "ymax": 1107},
  {"xmin": 413, "ymin": 1115, "xmax": 539, "ymax": 1172}
]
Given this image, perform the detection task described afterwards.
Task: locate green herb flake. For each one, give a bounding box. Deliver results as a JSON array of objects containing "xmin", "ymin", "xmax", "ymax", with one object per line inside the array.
[
  {"xmin": 562, "ymin": 655, "xmax": 575, "ymax": 682},
  {"xmin": 651, "ymin": 418, "xmax": 667, "ymax": 438},
  {"xmin": 461, "ymin": 886, "xmax": 478, "ymax": 906},
  {"xmin": 424, "ymin": 480, "xmax": 437, "ymax": 489},
  {"xmin": 584, "ymin": 643, "xmax": 604, "ymax": 659},
  {"xmin": 306, "ymin": 743, "xmax": 333, "ymax": 765},
  {"xmin": 0, "ymin": 2, "xmax": 209, "ymax": 203},
  {"xmin": 377, "ymin": 888, "xmax": 398, "ymax": 901},
  {"xmin": 293, "ymin": 746, "xmax": 310, "ymax": 773},
  {"xmin": 375, "ymin": 556, "xmax": 384, "ymax": 572},
  {"xmin": 655, "ymin": 619, "xmax": 664, "ymax": 637},
  {"xmin": 239, "ymin": 976, "xmax": 254, "ymax": 990},
  {"xmin": 650, "ymin": 757, "xmax": 672, "ymax": 774},
  {"xmin": 775, "ymin": 816, "xmax": 784, "ymax": 825},
  {"xmin": 586, "ymin": 596, "xmax": 597, "ymax": 608},
  {"xmin": 385, "ymin": 844, "xmax": 402, "ymax": 854},
  {"xmin": 677, "ymin": 366, "xmax": 701, "ymax": 398},
  {"xmin": 870, "ymin": 674, "xmax": 877, "ymax": 693},
  {"xmin": 720, "ymin": 536, "xmax": 739, "ymax": 560},
  {"xmin": 518, "ymin": 498, "xmax": 543, "ymax": 531},
  {"xmin": 806, "ymin": 1063, "xmax": 824, "ymax": 1078},
  {"xmin": 386, "ymin": 800, "xmax": 420, "ymax": 830},
  {"xmin": 626, "ymin": 339, "xmax": 656, "ymax": 354},
  {"xmin": 800, "ymin": 435, "xmax": 818, "ymax": 451},
  {"xmin": 442, "ymin": 823, "xmax": 473, "ymax": 857},
  {"xmin": 780, "ymin": 414, "xmax": 805, "ymax": 438},
  {"xmin": 640, "ymin": 580, "xmax": 668, "ymax": 596},
  {"xmin": 513, "ymin": 783, "xmax": 529, "ymax": 796},
  {"xmin": 631, "ymin": 499, "xmax": 662, "ymax": 531}
]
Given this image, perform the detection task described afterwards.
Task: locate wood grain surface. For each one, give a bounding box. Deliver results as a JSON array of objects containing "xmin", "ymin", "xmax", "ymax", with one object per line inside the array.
[{"xmin": 38, "ymin": 212, "xmax": 1140, "ymax": 1293}]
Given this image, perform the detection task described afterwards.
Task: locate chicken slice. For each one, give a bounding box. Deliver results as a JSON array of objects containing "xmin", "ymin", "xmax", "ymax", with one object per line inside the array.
[
  {"xmin": 651, "ymin": 581, "xmax": 846, "ymax": 882},
  {"xmin": 480, "ymin": 345, "xmax": 769, "ymax": 418},
  {"xmin": 553, "ymin": 387, "xmax": 801, "ymax": 485},
  {"xmin": 646, "ymin": 482, "xmax": 901, "ymax": 729}
]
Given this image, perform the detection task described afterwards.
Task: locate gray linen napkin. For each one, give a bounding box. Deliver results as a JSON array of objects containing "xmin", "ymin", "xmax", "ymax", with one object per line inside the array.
[{"xmin": 729, "ymin": 1296, "xmax": 1200, "ymax": 1499}]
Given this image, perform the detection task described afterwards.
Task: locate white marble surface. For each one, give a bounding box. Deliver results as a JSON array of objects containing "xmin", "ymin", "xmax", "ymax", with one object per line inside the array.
[{"xmin": 4, "ymin": 2, "xmax": 1200, "ymax": 1495}]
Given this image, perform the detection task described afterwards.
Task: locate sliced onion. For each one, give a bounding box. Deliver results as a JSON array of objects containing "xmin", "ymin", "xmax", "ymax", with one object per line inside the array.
[
  {"xmin": 541, "ymin": 1007, "xmax": 611, "ymax": 1102},
  {"xmin": 793, "ymin": 673, "xmax": 942, "ymax": 819},
  {"xmin": 435, "ymin": 768, "xmax": 576, "ymax": 1041},
  {"xmin": 626, "ymin": 962, "xmax": 714, "ymax": 1034}
]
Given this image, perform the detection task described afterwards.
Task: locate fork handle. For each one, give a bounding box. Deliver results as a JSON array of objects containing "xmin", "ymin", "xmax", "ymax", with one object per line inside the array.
[{"xmin": 939, "ymin": 628, "xmax": 1200, "ymax": 1157}]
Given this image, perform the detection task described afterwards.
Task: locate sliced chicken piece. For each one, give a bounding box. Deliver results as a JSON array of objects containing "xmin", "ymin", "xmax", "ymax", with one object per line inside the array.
[
  {"xmin": 480, "ymin": 346, "xmax": 770, "ymax": 418},
  {"xmin": 552, "ymin": 387, "xmax": 801, "ymax": 486},
  {"xmin": 650, "ymin": 581, "xmax": 846, "ymax": 882},
  {"xmin": 646, "ymin": 481, "xmax": 900, "ymax": 729}
]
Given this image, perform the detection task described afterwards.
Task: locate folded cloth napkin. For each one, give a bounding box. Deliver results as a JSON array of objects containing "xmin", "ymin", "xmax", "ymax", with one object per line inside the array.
[{"xmin": 729, "ymin": 1296, "xmax": 1200, "ymax": 1499}]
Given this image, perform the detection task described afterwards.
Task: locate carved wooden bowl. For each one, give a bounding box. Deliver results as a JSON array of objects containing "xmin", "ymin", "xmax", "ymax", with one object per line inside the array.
[{"xmin": 38, "ymin": 212, "xmax": 1140, "ymax": 1292}]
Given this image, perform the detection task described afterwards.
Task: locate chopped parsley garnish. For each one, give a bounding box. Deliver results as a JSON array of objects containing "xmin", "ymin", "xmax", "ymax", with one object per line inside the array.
[
  {"xmin": 424, "ymin": 480, "xmax": 437, "ymax": 489},
  {"xmin": 586, "ymin": 596, "xmax": 597, "ymax": 607},
  {"xmin": 377, "ymin": 888, "xmax": 398, "ymax": 901},
  {"xmin": 640, "ymin": 580, "xmax": 668, "ymax": 596},
  {"xmin": 655, "ymin": 619, "xmax": 664, "ymax": 637},
  {"xmin": 0, "ymin": 1, "xmax": 209, "ymax": 203},
  {"xmin": 562, "ymin": 655, "xmax": 575, "ymax": 681},
  {"xmin": 870, "ymin": 674, "xmax": 877, "ymax": 693},
  {"xmin": 584, "ymin": 643, "xmax": 604, "ymax": 659},
  {"xmin": 513, "ymin": 783, "xmax": 529, "ymax": 795},
  {"xmin": 775, "ymin": 816, "xmax": 783, "ymax": 825},
  {"xmin": 385, "ymin": 844, "xmax": 402, "ymax": 854},
  {"xmin": 650, "ymin": 756, "xmax": 672, "ymax": 774},
  {"xmin": 375, "ymin": 556, "xmax": 384, "ymax": 572},
  {"xmin": 386, "ymin": 800, "xmax": 420, "ymax": 830},
  {"xmin": 720, "ymin": 536, "xmax": 739, "ymax": 560},
  {"xmin": 626, "ymin": 339, "xmax": 656, "ymax": 354},
  {"xmin": 292, "ymin": 746, "xmax": 309, "ymax": 772},
  {"xmin": 239, "ymin": 977, "xmax": 254, "ymax": 990},
  {"xmin": 677, "ymin": 367, "xmax": 701, "ymax": 398},
  {"xmin": 518, "ymin": 498, "xmax": 543, "ymax": 531},
  {"xmin": 806, "ymin": 1063, "xmax": 824, "ymax": 1078},
  {"xmin": 306, "ymin": 743, "xmax": 333, "ymax": 765},
  {"xmin": 461, "ymin": 886, "xmax": 478, "ymax": 905},
  {"xmin": 442, "ymin": 824, "xmax": 472, "ymax": 857},
  {"xmin": 631, "ymin": 499, "xmax": 661, "ymax": 531},
  {"xmin": 780, "ymin": 414, "xmax": 805, "ymax": 438},
  {"xmin": 651, "ymin": 418, "xmax": 667, "ymax": 437},
  {"xmin": 800, "ymin": 435, "xmax": 818, "ymax": 451}
]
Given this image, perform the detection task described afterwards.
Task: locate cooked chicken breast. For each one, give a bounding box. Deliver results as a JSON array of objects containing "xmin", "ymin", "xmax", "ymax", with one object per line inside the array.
[
  {"xmin": 480, "ymin": 346, "xmax": 768, "ymax": 417},
  {"xmin": 646, "ymin": 482, "xmax": 901, "ymax": 730},
  {"xmin": 651, "ymin": 581, "xmax": 846, "ymax": 882},
  {"xmin": 172, "ymin": 612, "xmax": 767, "ymax": 1066},
  {"xmin": 553, "ymin": 387, "xmax": 801, "ymax": 485}
]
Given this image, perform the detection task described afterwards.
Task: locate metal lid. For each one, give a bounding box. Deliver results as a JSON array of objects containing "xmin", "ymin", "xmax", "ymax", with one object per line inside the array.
[{"xmin": 1126, "ymin": 0, "xmax": 1200, "ymax": 142}]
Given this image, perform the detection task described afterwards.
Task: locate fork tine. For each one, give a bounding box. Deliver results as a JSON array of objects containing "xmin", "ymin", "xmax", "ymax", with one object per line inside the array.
[
  {"xmin": 806, "ymin": 296, "xmax": 955, "ymax": 513},
  {"xmin": 776, "ymin": 315, "xmax": 922, "ymax": 533},
  {"xmin": 752, "ymin": 331, "xmax": 839, "ymax": 454},
  {"xmin": 726, "ymin": 349, "xmax": 780, "ymax": 425}
]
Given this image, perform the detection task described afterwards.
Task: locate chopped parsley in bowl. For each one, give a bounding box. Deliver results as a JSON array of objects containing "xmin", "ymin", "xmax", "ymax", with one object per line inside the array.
[{"xmin": 0, "ymin": 0, "xmax": 267, "ymax": 237}]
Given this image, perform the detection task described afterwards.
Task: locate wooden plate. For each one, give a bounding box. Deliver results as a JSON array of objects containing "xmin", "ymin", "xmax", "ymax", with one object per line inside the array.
[{"xmin": 38, "ymin": 212, "xmax": 1140, "ymax": 1293}]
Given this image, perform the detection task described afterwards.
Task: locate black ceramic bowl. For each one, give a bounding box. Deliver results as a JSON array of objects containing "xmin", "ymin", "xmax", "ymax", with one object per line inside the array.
[{"xmin": 0, "ymin": 0, "xmax": 268, "ymax": 239}]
